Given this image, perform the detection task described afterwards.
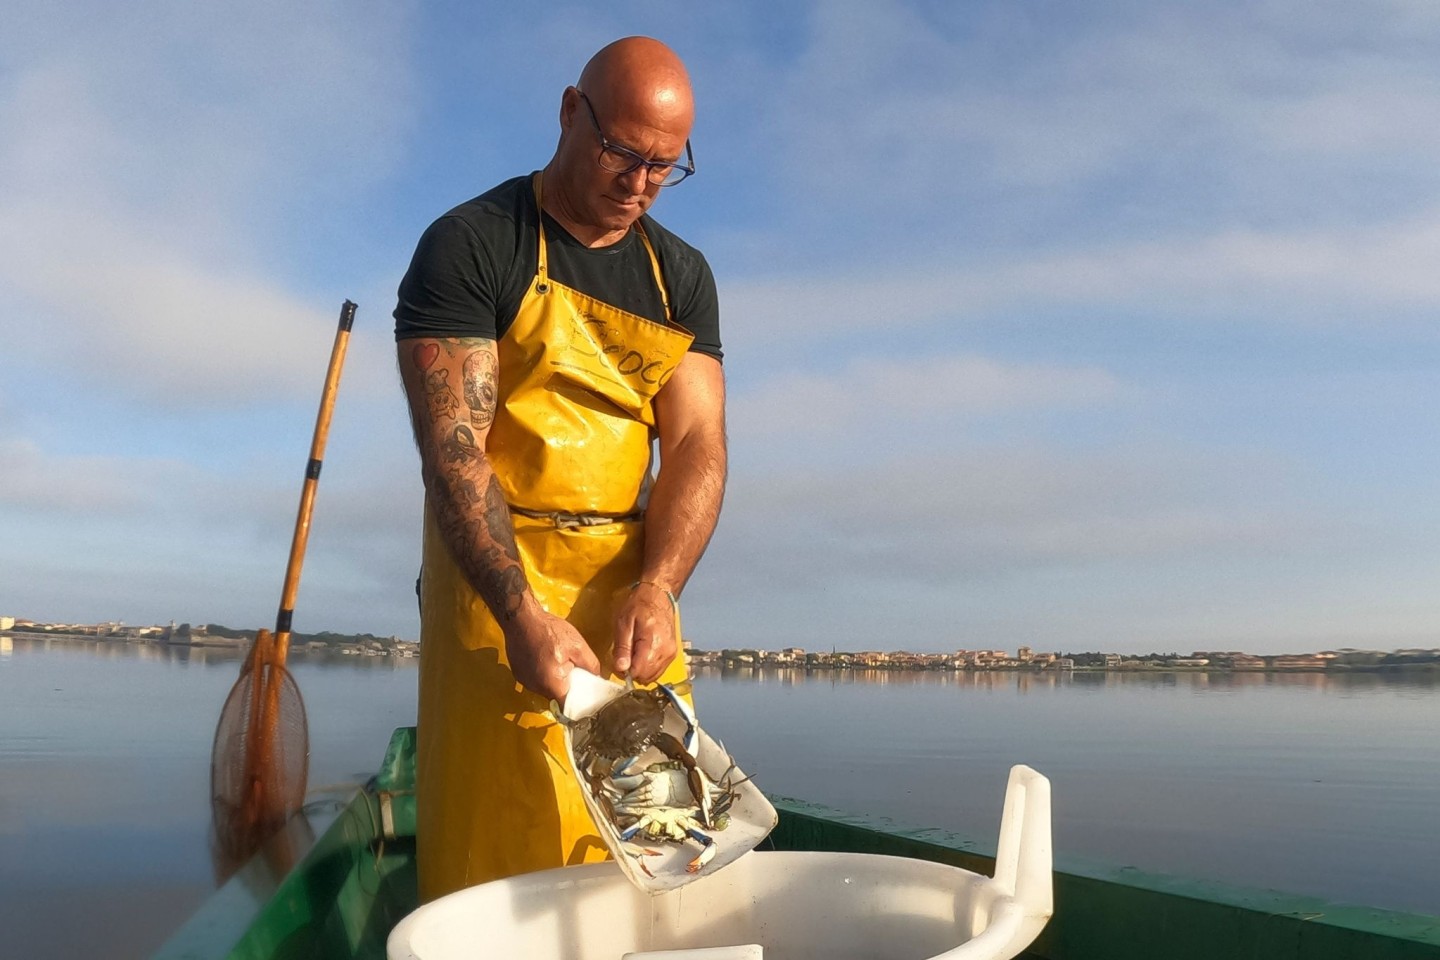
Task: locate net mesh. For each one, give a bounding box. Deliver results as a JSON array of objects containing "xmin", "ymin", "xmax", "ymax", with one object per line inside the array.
[{"xmin": 210, "ymin": 639, "xmax": 308, "ymax": 869}]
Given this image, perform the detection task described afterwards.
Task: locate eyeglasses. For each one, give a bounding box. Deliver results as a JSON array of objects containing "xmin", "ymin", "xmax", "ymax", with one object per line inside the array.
[{"xmin": 576, "ymin": 91, "xmax": 695, "ymax": 187}]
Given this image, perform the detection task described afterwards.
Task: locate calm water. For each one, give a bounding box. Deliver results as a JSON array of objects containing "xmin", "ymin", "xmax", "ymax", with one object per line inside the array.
[{"xmin": 1, "ymin": 637, "xmax": 1437, "ymax": 959}]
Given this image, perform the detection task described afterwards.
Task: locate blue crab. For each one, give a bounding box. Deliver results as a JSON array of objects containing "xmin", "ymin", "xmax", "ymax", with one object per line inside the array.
[{"xmin": 605, "ymin": 757, "xmax": 740, "ymax": 871}]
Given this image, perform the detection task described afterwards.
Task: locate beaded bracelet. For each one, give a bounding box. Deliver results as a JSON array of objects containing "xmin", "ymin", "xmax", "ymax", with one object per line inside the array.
[{"xmin": 631, "ymin": 579, "xmax": 679, "ymax": 610}]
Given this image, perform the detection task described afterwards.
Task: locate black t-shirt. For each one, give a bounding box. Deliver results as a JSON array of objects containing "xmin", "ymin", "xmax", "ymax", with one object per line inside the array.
[{"xmin": 393, "ymin": 174, "xmax": 722, "ymax": 360}]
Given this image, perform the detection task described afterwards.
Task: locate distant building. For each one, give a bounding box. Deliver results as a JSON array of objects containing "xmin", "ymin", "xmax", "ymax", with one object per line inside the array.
[
  {"xmin": 0, "ymin": 616, "xmax": 14, "ymax": 632},
  {"xmin": 1271, "ymin": 655, "xmax": 1328, "ymax": 669}
]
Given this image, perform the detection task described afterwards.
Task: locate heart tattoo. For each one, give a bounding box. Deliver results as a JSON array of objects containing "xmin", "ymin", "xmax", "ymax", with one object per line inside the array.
[{"xmin": 413, "ymin": 342, "xmax": 440, "ymax": 371}]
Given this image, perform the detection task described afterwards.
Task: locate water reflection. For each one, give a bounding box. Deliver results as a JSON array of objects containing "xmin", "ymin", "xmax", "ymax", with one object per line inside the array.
[
  {"xmin": 697, "ymin": 663, "xmax": 1439, "ymax": 697},
  {"xmin": 689, "ymin": 661, "xmax": 1440, "ymax": 918},
  {"xmin": 1, "ymin": 634, "xmax": 419, "ymax": 673},
  {"xmin": 13, "ymin": 635, "xmax": 1433, "ymax": 692},
  {"xmin": 4, "ymin": 632, "xmax": 1438, "ymax": 954},
  {"xmin": 0, "ymin": 635, "xmax": 420, "ymax": 960}
]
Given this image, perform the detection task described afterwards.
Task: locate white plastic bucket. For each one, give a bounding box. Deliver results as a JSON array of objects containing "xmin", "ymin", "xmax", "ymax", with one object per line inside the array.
[{"xmin": 388, "ymin": 765, "xmax": 1052, "ymax": 960}]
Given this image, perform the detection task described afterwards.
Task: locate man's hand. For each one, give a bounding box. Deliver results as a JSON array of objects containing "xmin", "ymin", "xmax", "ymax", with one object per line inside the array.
[
  {"xmin": 612, "ymin": 581, "xmax": 679, "ymax": 683},
  {"xmin": 503, "ymin": 602, "xmax": 603, "ymax": 703}
]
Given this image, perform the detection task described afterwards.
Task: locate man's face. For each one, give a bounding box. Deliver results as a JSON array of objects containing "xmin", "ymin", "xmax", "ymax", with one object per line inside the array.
[{"xmin": 557, "ymin": 88, "xmax": 691, "ymax": 235}]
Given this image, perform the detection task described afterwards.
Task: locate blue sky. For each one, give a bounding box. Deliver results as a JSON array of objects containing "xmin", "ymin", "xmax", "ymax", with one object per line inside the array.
[{"xmin": 3, "ymin": 0, "xmax": 1438, "ymax": 654}]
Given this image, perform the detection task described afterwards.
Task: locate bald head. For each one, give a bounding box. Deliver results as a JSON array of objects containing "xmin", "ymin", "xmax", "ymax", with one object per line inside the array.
[{"xmin": 577, "ymin": 37, "xmax": 694, "ymax": 132}]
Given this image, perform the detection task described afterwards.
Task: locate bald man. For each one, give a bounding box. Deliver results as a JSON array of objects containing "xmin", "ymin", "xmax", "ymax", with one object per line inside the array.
[{"xmin": 393, "ymin": 37, "xmax": 726, "ymax": 898}]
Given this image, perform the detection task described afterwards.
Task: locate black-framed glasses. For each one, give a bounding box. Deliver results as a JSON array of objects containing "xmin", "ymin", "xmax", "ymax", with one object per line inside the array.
[{"xmin": 576, "ymin": 91, "xmax": 695, "ymax": 187}]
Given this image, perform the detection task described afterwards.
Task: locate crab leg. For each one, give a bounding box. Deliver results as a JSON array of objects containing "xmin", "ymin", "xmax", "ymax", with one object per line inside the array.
[
  {"xmin": 606, "ymin": 755, "xmax": 647, "ymax": 792},
  {"xmin": 653, "ymin": 731, "xmax": 717, "ymax": 827},
  {"xmin": 685, "ymin": 829, "xmax": 717, "ymax": 872}
]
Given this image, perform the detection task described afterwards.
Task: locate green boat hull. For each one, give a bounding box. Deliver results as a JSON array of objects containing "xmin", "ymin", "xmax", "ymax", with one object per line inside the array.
[{"xmin": 154, "ymin": 728, "xmax": 1440, "ymax": 960}]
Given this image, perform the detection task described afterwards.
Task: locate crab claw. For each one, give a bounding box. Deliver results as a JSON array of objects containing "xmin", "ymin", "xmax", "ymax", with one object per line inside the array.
[
  {"xmin": 688, "ymin": 766, "xmax": 714, "ymax": 827},
  {"xmin": 656, "ymin": 683, "xmax": 700, "ymax": 755},
  {"xmin": 685, "ymin": 830, "xmax": 717, "ymax": 873}
]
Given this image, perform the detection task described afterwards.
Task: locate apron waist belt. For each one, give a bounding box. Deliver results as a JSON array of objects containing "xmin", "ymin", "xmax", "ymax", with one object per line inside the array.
[{"xmin": 509, "ymin": 505, "xmax": 644, "ymax": 530}]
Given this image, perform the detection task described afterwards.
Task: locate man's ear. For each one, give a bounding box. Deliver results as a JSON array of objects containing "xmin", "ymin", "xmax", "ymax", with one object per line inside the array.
[{"xmin": 559, "ymin": 86, "xmax": 580, "ymax": 131}]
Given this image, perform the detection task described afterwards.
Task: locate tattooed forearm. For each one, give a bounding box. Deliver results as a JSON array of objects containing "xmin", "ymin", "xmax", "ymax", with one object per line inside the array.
[
  {"xmin": 482, "ymin": 474, "xmax": 521, "ymax": 565},
  {"xmin": 429, "ymin": 470, "xmax": 525, "ymax": 622},
  {"xmin": 401, "ymin": 337, "xmax": 527, "ymax": 623},
  {"xmin": 426, "ymin": 426, "xmax": 528, "ymax": 622},
  {"xmin": 442, "ymin": 423, "xmax": 480, "ymax": 463},
  {"xmin": 476, "ymin": 474, "xmax": 525, "ymax": 618}
]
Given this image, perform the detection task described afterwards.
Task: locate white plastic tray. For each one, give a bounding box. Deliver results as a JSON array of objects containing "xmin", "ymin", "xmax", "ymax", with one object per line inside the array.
[{"xmin": 560, "ymin": 669, "xmax": 778, "ymax": 893}]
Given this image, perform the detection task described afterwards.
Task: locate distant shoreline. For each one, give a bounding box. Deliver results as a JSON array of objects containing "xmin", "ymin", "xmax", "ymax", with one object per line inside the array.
[
  {"xmin": 6, "ymin": 630, "xmax": 1435, "ymax": 674},
  {"xmin": 0, "ymin": 630, "xmax": 417, "ymax": 659},
  {"xmin": 689, "ymin": 659, "xmax": 1440, "ymax": 675}
]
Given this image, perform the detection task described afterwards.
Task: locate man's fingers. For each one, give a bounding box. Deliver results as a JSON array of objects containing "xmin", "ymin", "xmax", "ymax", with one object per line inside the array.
[
  {"xmin": 571, "ymin": 637, "xmax": 603, "ymax": 676},
  {"xmin": 630, "ymin": 628, "xmax": 671, "ymax": 684},
  {"xmin": 612, "ymin": 610, "xmax": 637, "ymax": 676},
  {"xmin": 628, "ymin": 635, "xmax": 654, "ymax": 683},
  {"xmin": 550, "ymin": 660, "xmax": 572, "ymax": 702}
]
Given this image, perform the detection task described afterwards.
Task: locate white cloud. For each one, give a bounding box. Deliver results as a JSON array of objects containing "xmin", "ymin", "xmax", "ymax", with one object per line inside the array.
[
  {"xmin": 0, "ymin": 423, "xmax": 425, "ymax": 634},
  {"xmin": 678, "ymin": 440, "xmax": 1435, "ymax": 652},
  {"xmin": 0, "ymin": 438, "xmax": 172, "ymax": 514},
  {"xmin": 1, "ymin": 0, "xmax": 414, "ymax": 206},
  {"xmin": 0, "ymin": 203, "xmax": 405, "ymax": 407},
  {"xmin": 730, "ymin": 354, "xmax": 1122, "ymax": 441},
  {"xmin": 697, "ymin": 0, "xmax": 1440, "ymax": 268},
  {"xmin": 0, "ymin": 204, "xmax": 337, "ymax": 402},
  {"xmin": 715, "ymin": 445, "xmax": 1311, "ymax": 583},
  {"xmin": 0, "ymin": 0, "xmax": 414, "ymax": 407},
  {"xmin": 723, "ymin": 211, "xmax": 1440, "ymax": 344}
]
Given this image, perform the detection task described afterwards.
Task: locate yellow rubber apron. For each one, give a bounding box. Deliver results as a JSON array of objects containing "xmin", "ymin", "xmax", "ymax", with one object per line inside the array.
[{"xmin": 415, "ymin": 173, "xmax": 696, "ymax": 901}]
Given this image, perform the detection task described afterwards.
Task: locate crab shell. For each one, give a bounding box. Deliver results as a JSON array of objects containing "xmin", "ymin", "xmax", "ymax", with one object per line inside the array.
[{"xmin": 573, "ymin": 683, "xmax": 699, "ymax": 763}]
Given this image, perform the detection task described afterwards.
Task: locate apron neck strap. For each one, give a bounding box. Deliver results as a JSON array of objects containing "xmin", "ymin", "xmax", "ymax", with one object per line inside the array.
[
  {"xmin": 633, "ymin": 222, "xmax": 672, "ymax": 324},
  {"xmin": 532, "ymin": 172, "xmax": 550, "ymax": 291}
]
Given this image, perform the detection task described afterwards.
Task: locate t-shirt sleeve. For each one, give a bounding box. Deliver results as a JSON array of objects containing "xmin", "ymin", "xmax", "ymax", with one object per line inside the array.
[
  {"xmin": 672, "ymin": 248, "xmax": 723, "ymax": 362},
  {"xmin": 393, "ymin": 215, "xmax": 499, "ymax": 341}
]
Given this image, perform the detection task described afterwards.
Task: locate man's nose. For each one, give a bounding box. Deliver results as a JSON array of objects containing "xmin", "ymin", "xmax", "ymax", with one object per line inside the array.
[{"xmin": 618, "ymin": 166, "xmax": 649, "ymax": 195}]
